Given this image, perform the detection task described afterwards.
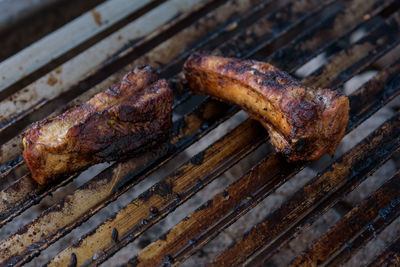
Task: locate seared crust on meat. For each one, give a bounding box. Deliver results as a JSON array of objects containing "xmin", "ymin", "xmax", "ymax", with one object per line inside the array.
[
  {"xmin": 183, "ymin": 52, "xmax": 349, "ymax": 162},
  {"xmin": 23, "ymin": 66, "xmax": 173, "ymax": 184}
]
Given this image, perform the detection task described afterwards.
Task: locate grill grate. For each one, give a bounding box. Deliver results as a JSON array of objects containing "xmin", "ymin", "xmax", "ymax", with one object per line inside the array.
[{"xmin": 0, "ymin": 0, "xmax": 399, "ymax": 266}]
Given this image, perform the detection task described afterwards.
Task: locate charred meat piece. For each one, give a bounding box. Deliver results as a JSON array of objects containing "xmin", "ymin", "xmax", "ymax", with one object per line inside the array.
[
  {"xmin": 23, "ymin": 66, "xmax": 173, "ymax": 184},
  {"xmin": 183, "ymin": 53, "xmax": 349, "ymax": 161}
]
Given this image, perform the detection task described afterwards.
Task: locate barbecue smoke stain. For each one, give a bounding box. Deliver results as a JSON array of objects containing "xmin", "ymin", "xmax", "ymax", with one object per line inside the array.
[
  {"xmin": 91, "ymin": 9, "xmax": 102, "ymax": 26},
  {"xmin": 47, "ymin": 74, "xmax": 58, "ymax": 86}
]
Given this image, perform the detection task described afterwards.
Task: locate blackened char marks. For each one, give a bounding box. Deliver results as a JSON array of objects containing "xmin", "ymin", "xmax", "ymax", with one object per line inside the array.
[{"xmin": 284, "ymin": 100, "xmax": 317, "ymax": 129}]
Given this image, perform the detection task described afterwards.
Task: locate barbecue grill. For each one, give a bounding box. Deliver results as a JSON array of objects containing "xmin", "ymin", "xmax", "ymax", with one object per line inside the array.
[{"xmin": 0, "ymin": 0, "xmax": 400, "ymax": 265}]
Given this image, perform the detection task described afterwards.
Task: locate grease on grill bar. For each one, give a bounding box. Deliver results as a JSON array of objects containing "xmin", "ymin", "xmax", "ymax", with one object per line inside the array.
[{"xmin": 0, "ymin": 0, "xmax": 399, "ymax": 266}]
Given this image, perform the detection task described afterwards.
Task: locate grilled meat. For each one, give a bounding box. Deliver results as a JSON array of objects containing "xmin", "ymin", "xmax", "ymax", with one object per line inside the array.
[
  {"xmin": 183, "ymin": 53, "xmax": 349, "ymax": 161},
  {"xmin": 23, "ymin": 66, "xmax": 173, "ymax": 184}
]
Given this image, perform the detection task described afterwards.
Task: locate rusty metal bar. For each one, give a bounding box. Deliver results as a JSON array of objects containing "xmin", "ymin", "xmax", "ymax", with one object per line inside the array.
[
  {"xmin": 303, "ymin": 11, "xmax": 400, "ymax": 88},
  {"xmin": 254, "ymin": 0, "xmax": 397, "ymax": 66},
  {"xmin": 0, "ymin": 0, "xmax": 168, "ymax": 101},
  {"xmin": 128, "ymin": 150, "xmax": 303, "ymax": 267},
  {"xmin": 161, "ymin": 0, "xmax": 338, "ymax": 81},
  {"xmin": 348, "ymin": 58, "xmax": 400, "ymax": 131},
  {"xmin": 324, "ymin": 170, "xmax": 400, "ymax": 266},
  {"xmin": 0, "ymin": 0, "xmax": 105, "ymax": 63},
  {"xmin": 0, "ymin": 161, "xmax": 27, "ymax": 190},
  {"xmin": 326, "ymin": 206, "xmax": 400, "ymax": 265},
  {"xmin": 2, "ymin": 119, "xmax": 265, "ymax": 266},
  {"xmin": 137, "ymin": 154, "xmax": 400, "ymax": 267},
  {"xmin": 209, "ymin": 112, "xmax": 400, "ymax": 267},
  {"xmin": 0, "ymin": 0, "xmax": 332, "ymax": 226},
  {"xmin": 289, "ymin": 170, "xmax": 400, "ymax": 266},
  {"xmin": 368, "ymin": 234, "xmax": 400, "ymax": 267},
  {"xmin": 122, "ymin": 56, "xmax": 400, "ymax": 266}
]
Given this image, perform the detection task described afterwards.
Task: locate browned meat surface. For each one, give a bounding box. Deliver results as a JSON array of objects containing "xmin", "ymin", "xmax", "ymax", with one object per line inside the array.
[
  {"xmin": 23, "ymin": 66, "xmax": 173, "ymax": 184},
  {"xmin": 183, "ymin": 53, "xmax": 349, "ymax": 162}
]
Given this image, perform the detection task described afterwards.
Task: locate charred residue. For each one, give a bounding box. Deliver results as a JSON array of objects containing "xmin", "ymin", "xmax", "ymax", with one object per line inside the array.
[{"xmin": 190, "ymin": 151, "xmax": 205, "ymax": 166}]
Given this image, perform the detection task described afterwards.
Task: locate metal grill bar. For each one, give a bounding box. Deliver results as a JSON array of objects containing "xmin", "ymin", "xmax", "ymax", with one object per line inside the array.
[
  {"xmin": 303, "ymin": 13, "xmax": 400, "ymax": 88},
  {"xmin": 209, "ymin": 113, "xmax": 400, "ymax": 266},
  {"xmin": 256, "ymin": 0, "xmax": 397, "ymax": 71},
  {"xmin": 50, "ymin": 12, "xmax": 400, "ymax": 267},
  {"xmin": 127, "ymin": 149, "xmax": 299, "ymax": 267},
  {"xmin": 0, "ymin": 0, "xmax": 105, "ymax": 63},
  {"xmin": 0, "ymin": 0, "xmax": 167, "ymax": 99},
  {"xmin": 324, "ymin": 170, "xmax": 400, "ymax": 266},
  {"xmin": 45, "ymin": 119, "xmax": 266, "ymax": 266},
  {"xmin": 289, "ymin": 170, "xmax": 400, "ymax": 266}
]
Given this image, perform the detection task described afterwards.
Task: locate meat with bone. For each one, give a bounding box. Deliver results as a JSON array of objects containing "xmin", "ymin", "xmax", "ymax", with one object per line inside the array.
[
  {"xmin": 183, "ymin": 53, "xmax": 349, "ymax": 162},
  {"xmin": 23, "ymin": 66, "xmax": 173, "ymax": 184}
]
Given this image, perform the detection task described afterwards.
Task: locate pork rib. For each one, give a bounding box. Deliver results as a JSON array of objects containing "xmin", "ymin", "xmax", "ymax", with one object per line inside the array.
[
  {"xmin": 183, "ymin": 53, "xmax": 349, "ymax": 161},
  {"xmin": 23, "ymin": 66, "xmax": 173, "ymax": 184}
]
